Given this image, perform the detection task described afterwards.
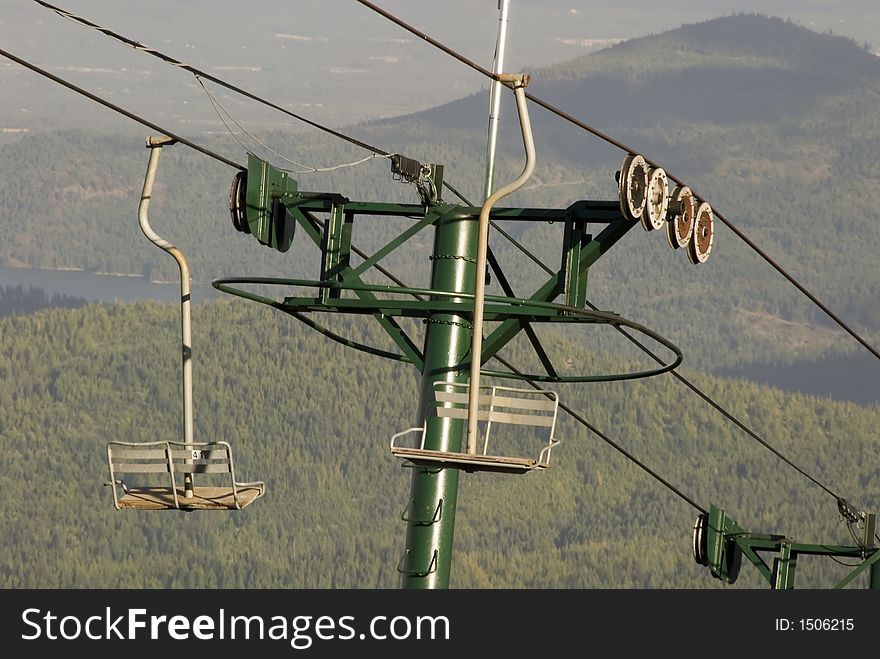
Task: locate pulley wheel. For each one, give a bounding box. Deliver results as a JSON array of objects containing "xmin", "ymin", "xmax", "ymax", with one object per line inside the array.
[
  {"xmin": 666, "ymin": 185, "xmax": 695, "ymax": 250},
  {"xmin": 687, "ymin": 201, "xmax": 714, "ymax": 264},
  {"xmin": 642, "ymin": 167, "xmax": 668, "ymax": 231},
  {"xmin": 229, "ymin": 170, "xmax": 250, "ymax": 234},
  {"xmin": 692, "ymin": 513, "xmax": 709, "ymax": 566},
  {"xmin": 618, "ymin": 153, "xmax": 648, "ymax": 221}
]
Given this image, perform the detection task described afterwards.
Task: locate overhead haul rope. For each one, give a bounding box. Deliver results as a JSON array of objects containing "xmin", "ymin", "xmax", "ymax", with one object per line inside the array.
[
  {"xmin": 354, "ymin": 0, "xmax": 880, "ymax": 363},
  {"xmin": 34, "ymin": 0, "xmax": 392, "ymax": 158},
  {"xmin": 0, "ymin": 47, "xmax": 242, "ymax": 170},
  {"xmin": 476, "ymin": 197, "xmax": 847, "ymax": 504}
]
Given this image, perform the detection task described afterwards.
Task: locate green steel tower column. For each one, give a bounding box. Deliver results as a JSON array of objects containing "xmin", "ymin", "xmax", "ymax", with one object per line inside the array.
[
  {"xmin": 871, "ymin": 560, "xmax": 880, "ymax": 589},
  {"xmin": 401, "ymin": 206, "xmax": 477, "ymax": 589}
]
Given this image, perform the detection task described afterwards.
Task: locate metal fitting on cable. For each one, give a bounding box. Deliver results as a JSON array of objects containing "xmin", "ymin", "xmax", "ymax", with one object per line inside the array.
[{"xmin": 497, "ymin": 73, "xmax": 530, "ymax": 89}]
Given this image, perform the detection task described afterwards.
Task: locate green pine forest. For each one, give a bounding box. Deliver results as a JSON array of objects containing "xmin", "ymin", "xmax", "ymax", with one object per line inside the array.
[
  {"xmin": 0, "ymin": 14, "xmax": 878, "ymax": 588},
  {"xmin": 0, "ymin": 299, "xmax": 877, "ymax": 588}
]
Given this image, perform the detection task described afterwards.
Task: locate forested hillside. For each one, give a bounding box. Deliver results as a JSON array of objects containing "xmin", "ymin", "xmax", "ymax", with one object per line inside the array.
[{"xmin": 0, "ymin": 299, "xmax": 876, "ymax": 588}]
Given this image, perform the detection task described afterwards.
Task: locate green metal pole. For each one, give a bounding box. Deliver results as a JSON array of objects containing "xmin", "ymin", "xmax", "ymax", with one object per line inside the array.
[
  {"xmin": 400, "ymin": 206, "xmax": 477, "ymax": 589},
  {"xmin": 871, "ymin": 558, "xmax": 880, "ymax": 589}
]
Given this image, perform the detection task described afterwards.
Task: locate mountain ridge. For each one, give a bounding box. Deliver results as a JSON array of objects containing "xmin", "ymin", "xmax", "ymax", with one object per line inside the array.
[
  {"xmin": 542, "ymin": 13, "xmax": 880, "ymax": 81},
  {"xmin": 381, "ymin": 13, "xmax": 880, "ymax": 137}
]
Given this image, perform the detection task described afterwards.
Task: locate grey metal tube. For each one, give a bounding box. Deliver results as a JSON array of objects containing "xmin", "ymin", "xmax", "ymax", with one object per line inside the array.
[
  {"xmin": 483, "ymin": 0, "xmax": 511, "ymax": 199},
  {"xmin": 467, "ymin": 78, "xmax": 535, "ymax": 454},
  {"xmin": 138, "ymin": 135, "xmax": 194, "ymax": 496}
]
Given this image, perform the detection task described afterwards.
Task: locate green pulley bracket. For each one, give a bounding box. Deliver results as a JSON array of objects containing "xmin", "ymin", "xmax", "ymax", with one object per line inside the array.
[
  {"xmin": 693, "ymin": 504, "xmax": 743, "ymax": 584},
  {"xmin": 230, "ymin": 153, "xmax": 298, "ymax": 252}
]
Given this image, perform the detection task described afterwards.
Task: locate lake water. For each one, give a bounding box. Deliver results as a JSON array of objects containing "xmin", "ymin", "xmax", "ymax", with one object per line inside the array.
[
  {"xmin": 0, "ymin": 266, "xmax": 223, "ymax": 305},
  {"xmin": 716, "ymin": 353, "xmax": 880, "ymax": 407}
]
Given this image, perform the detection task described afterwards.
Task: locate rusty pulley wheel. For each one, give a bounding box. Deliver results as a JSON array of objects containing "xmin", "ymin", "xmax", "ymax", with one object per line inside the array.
[
  {"xmin": 666, "ymin": 185, "xmax": 695, "ymax": 250},
  {"xmin": 687, "ymin": 201, "xmax": 714, "ymax": 264}
]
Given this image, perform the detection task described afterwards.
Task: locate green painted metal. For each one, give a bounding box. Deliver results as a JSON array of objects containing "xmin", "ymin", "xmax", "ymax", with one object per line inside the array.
[
  {"xmin": 350, "ymin": 214, "xmax": 437, "ymax": 279},
  {"xmin": 244, "ymin": 153, "xmax": 298, "ymax": 252},
  {"xmin": 288, "ymin": 206, "xmax": 323, "ymax": 245},
  {"xmin": 734, "ymin": 539, "xmax": 774, "ymax": 583},
  {"xmin": 563, "ymin": 218, "xmax": 590, "ymax": 310},
  {"xmin": 772, "ymin": 541, "xmax": 797, "ymax": 590},
  {"xmin": 833, "ymin": 548, "xmax": 880, "ymax": 589},
  {"xmin": 487, "ymin": 249, "xmax": 558, "ymax": 379},
  {"xmin": 369, "ymin": 310, "xmax": 424, "ymax": 372},
  {"xmin": 402, "ymin": 206, "xmax": 476, "ymax": 589},
  {"xmin": 320, "ymin": 203, "xmax": 350, "ymax": 298},
  {"xmin": 479, "ymin": 216, "xmax": 636, "ymax": 362},
  {"xmin": 735, "ymin": 538, "xmax": 866, "ymax": 556},
  {"xmin": 213, "ymin": 276, "xmax": 684, "ymax": 383},
  {"xmin": 705, "ymin": 504, "xmax": 743, "ymax": 583},
  {"xmin": 701, "ymin": 503, "xmax": 880, "ymax": 589},
  {"xmin": 271, "ymin": 197, "xmax": 617, "ymax": 223}
]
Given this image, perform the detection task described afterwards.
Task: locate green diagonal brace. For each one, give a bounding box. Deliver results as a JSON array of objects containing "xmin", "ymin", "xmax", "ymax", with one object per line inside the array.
[
  {"xmin": 342, "ymin": 276, "xmax": 424, "ymax": 370},
  {"xmin": 734, "ymin": 537, "xmax": 774, "ymax": 584},
  {"xmin": 480, "ymin": 217, "xmax": 636, "ymax": 363},
  {"xmin": 834, "ymin": 548, "xmax": 880, "ymax": 589},
  {"xmin": 372, "ymin": 312, "xmax": 423, "ymax": 370},
  {"xmin": 285, "ymin": 204, "xmax": 427, "ymax": 369},
  {"xmin": 289, "ymin": 206, "xmax": 323, "ymax": 245},
  {"xmin": 351, "ymin": 214, "xmax": 438, "ymax": 279},
  {"xmin": 487, "ymin": 248, "xmax": 558, "ymax": 379}
]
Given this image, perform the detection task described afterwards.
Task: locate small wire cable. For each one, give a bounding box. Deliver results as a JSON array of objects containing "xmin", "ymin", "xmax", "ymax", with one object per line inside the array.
[
  {"xmin": 0, "ymin": 47, "xmax": 243, "ymax": 170},
  {"xmin": 196, "ymin": 76, "xmax": 387, "ymax": 173},
  {"xmin": 828, "ymin": 556, "xmax": 863, "ymax": 567}
]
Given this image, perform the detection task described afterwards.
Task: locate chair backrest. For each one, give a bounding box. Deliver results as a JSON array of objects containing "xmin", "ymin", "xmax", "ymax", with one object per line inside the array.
[
  {"xmin": 107, "ymin": 441, "xmax": 236, "ymax": 476},
  {"xmin": 106, "ymin": 440, "xmax": 265, "ymax": 510},
  {"xmin": 431, "ymin": 382, "xmax": 558, "ymax": 456}
]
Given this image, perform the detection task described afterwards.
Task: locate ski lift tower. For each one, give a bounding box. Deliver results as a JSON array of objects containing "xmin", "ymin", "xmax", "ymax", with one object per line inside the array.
[{"xmin": 215, "ymin": 73, "xmax": 701, "ymax": 588}]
